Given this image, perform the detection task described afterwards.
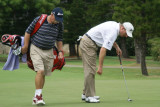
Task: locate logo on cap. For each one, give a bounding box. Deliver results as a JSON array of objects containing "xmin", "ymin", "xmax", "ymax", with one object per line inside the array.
[{"xmin": 57, "ymin": 13, "xmax": 63, "ymax": 16}]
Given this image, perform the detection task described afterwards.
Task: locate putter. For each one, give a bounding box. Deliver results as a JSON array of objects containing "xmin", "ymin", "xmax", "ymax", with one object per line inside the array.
[{"xmin": 118, "ymin": 55, "xmax": 132, "ymax": 102}]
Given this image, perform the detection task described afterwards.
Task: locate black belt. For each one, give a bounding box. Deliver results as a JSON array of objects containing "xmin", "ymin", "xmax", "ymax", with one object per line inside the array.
[
  {"xmin": 85, "ymin": 34, "xmax": 97, "ymax": 46},
  {"xmin": 85, "ymin": 34, "xmax": 92, "ymax": 40}
]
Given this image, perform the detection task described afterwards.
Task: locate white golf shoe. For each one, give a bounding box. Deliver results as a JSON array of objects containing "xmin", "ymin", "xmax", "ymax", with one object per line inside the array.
[
  {"xmin": 82, "ymin": 94, "xmax": 100, "ymax": 100},
  {"xmin": 85, "ymin": 97, "xmax": 100, "ymax": 103},
  {"xmin": 32, "ymin": 94, "xmax": 45, "ymax": 105}
]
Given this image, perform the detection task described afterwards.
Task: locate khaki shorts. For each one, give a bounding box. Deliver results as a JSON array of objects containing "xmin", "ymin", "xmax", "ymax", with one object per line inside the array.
[{"xmin": 30, "ymin": 44, "xmax": 54, "ymax": 76}]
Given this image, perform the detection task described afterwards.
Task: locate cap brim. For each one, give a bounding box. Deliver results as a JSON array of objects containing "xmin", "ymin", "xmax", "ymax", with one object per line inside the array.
[
  {"xmin": 55, "ymin": 16, "xmax": 63, "ymax": 22},
  {"xmin": 126, "ymin": 31, "xmax": 133, "ymax": 37}
]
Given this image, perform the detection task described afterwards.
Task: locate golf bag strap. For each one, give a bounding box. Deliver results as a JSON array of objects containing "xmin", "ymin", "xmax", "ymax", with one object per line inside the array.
[
  {"xmin": 27, "ymin": 14, "xmax": 47, "ymax": 71},
  {"xmin": 30, "ymin": 14, "xmax": 47, "ymax": 36}
]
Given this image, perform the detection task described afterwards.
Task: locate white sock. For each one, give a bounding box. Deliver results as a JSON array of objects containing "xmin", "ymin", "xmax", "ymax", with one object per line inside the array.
[{"xmin": 35, "ymin": 89, "xmax": 42, "ymax": 97}]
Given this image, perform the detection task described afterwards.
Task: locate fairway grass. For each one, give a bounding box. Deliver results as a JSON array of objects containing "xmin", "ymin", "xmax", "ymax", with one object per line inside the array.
[{"xmin": 0, "ymin": 63, "xmax": 160, "ymax": 107}]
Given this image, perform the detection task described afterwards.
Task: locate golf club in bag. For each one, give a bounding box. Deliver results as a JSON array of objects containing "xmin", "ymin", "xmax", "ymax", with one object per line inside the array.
[{"xmin": 118, "ymin": 55, "xmax": 132, "ymax": 102}]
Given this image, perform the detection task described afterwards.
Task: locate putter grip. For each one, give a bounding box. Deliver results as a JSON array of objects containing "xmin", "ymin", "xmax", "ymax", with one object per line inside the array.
[{"xmin": 119, "ymin": 55, "xmax": 122, "ymax": 65}]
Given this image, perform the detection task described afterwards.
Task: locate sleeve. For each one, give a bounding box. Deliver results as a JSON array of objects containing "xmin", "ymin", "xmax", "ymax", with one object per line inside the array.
[
  {"xmin": 102, "ymin": 39, "xmax": 114, "ymax": 50},
  {"xmin": 102, "ymin": 32, "xmax": 117, "ymax": 51},
  {"xmin": 56, "ymin": 22, "xmax": 64, "ymax": 41},
  {"xmin": 25, "ymin": 16, "xmax": 40, "ymax": 34}
]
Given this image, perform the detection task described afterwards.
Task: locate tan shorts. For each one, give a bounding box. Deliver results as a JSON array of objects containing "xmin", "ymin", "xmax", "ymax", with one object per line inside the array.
[{"xmin": 30, "ymin": 44, "xmax": 54, "ymax": 76}]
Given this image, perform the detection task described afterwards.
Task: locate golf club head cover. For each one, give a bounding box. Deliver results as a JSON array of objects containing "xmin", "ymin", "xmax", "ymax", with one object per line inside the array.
[
  {"xmin": 1, "ymin": 34, "xmax": 21, "ymax": 47},
  {"xmin": 1, "ymin": 34, "xmax": 22, "ymax": 55}
]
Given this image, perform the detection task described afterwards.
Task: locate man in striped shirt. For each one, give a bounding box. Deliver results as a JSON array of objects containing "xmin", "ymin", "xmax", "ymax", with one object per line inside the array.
[{"xmin": 21, "ymin": 7, "xmax": 64, "ymax": 105}]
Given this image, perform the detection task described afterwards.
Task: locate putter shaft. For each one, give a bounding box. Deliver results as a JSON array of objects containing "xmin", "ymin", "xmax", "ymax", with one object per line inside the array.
[{"xmin": 119, "ymin": 56, "xmax": 131, "ymax": 100}]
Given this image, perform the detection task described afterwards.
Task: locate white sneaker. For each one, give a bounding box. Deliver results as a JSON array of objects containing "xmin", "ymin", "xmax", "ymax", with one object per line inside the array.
[
  {"xmin": 32, "ymin": 94, "xmax": 45, "ymax": 105},
  {"xmin": 82, "ymin": 94, "xmax": 100, "ymax": 100},
  {"xmin": 85, "ymin": 97, "xmax": 100, "ymax": 103},
  {"xmin": 82, "ymin": 94, "xmax": 86, "ymax": 100},
  {"xmin": 93, "ymin": 96, "xmax": 100, "ymax": 100}
]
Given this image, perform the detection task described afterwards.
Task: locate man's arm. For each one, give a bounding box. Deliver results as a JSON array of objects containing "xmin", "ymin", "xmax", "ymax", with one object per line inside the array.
[
  {"xmin": 113, "ymin": 42, "xmax": 122, "ymax": 56},
  {"xmin": 56, "ymin": 41, "xmax": 64, "ymax": 59},
  {"xmin": 21, "ymin": 32, "xmax": 31, "ymax": 54},
  {"xmin": 21, "ymin": 16, "xmax": 40, "ymax": 54},
  {"xmin": 97, "ymin": 47, "xmax": 107, "ymax": 75}
]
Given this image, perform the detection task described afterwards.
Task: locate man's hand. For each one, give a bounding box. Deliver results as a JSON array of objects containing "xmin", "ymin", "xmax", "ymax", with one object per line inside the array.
[
  {"xmin": 21, "ymin": 45, "xmax": 28, "ymax": 54},
  {"xmin": 113, "ymin": 42, "xmax": 122, "ymax": 57},
  {"xmin": 116, "ymin": 47, "xmax": 122, "ymax": 57},
  {"xmin": 97, "ymin": 66, "xmax": 103, "ymax": 75},
  {"xmin": 58, "ymin": 51, "xmax": 64, "ymax": 59}
]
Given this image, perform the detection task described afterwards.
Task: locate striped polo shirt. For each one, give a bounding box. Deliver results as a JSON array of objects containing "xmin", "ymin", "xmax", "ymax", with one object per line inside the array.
[{"xmin": 26, "ymin": 15, "xmax": 63, "ymax": 50}]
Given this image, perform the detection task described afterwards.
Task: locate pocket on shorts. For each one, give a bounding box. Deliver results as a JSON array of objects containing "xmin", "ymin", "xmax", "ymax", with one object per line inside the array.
[{"xmin": 46, "ymin": 49, "xmax": 54, "ymax": 59}]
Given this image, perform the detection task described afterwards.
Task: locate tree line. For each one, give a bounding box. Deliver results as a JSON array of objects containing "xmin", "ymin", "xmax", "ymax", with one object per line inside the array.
[{"xmin": 0, "ymin": 0, "xmax": 160, "ymax": 75}]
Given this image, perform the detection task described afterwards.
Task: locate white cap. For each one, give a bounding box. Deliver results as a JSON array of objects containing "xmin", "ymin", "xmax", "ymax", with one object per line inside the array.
[{"xmin": 123, "ymin": 22, "xmax": 134, "ymax": 37}]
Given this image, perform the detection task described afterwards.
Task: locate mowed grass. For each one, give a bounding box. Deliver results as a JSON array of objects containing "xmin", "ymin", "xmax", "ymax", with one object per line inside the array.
[
  {"xmin": 66, "ymin": 56, "xmax": 160, "ymax": 67},
  {"xmin": 0, "ymin": 56, "xmax": 160, "ymax": 107}
]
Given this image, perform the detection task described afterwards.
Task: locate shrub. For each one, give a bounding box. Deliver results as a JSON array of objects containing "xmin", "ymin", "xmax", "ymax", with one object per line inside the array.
[{"xmin": 148, "ymin": 37, "xmax": 160, "ymax": 61}]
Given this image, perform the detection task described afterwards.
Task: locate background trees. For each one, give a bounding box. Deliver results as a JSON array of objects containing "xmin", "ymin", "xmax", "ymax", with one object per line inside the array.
[
  {"xmin": 0, "ymin": 0, "xmax": 59, "ymax": 36},
  {"xmin": 61, "ymin": 0, "xmax": 86, "ymax": 56},
  {"xmin": 148, "ymin": 37, "xmax": 160, "ymax": 61},
  {"xmin": 0, "ymin": 0, "xmax": 159, "ymax": 75},
  {"xmin": 61, "ymin": 0, "xmax": 116, "ymax": 56},
  {"xmin": 112, "ymin": 0, "xmax": 160, "ymax": 75}
]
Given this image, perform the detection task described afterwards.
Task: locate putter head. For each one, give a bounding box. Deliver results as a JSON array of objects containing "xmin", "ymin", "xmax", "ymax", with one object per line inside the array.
[{"xmin": 128, "ymin": 99, "xmax": 132, "ymax": 101}]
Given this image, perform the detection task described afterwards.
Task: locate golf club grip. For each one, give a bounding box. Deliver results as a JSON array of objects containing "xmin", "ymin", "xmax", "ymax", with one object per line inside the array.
[{"xmin": 119, "ymin": 55, "xmax": 122, "ymax": 65}]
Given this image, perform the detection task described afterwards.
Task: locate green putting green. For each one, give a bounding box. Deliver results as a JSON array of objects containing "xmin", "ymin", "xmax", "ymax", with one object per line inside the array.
[{"xmin": 0, "ymin": 56, "xmax": 160, "ymax": 107}]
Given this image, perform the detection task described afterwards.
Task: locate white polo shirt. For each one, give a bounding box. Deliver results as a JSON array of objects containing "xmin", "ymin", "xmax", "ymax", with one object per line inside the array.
[{"xmin": 86, "ymin": 21, "xmax": 120, "ymax": 50}]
